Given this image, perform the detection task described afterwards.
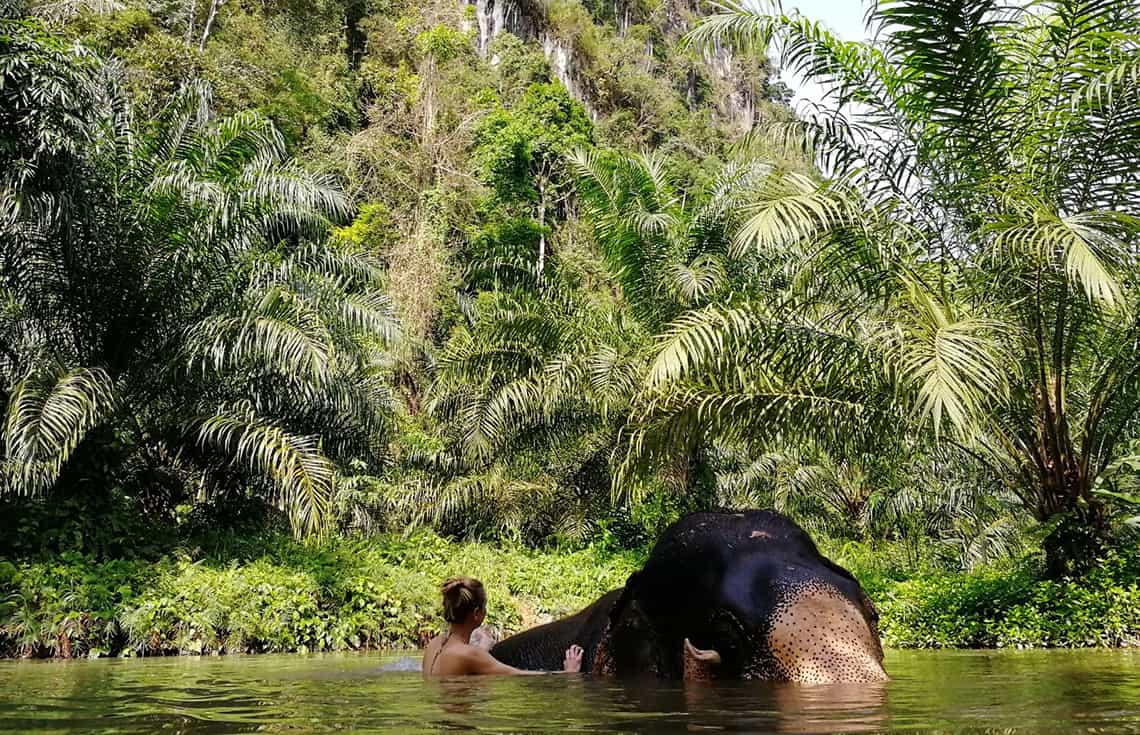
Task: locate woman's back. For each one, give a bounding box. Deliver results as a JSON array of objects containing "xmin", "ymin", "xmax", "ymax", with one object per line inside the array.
[
  {"xmin": 422, "ymin": 635, "xmax": 478, "ymax": 677},
  {"xmin": 424, "ymin": 632, "xmax": 549, "ymax": 677},
  {"xmin": 423, "ymin": 576, "xmax": 582, "ymax": 677}
]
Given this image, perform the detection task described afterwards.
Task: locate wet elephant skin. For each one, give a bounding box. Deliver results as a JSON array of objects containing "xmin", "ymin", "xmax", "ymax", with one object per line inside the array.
[
  {"xmin": 490, "ymin": 510, "xmax": 886, "ymax": 683},
  {"xmin": 490, "ymin": 589, "xmax": 623, "ymax": 672}
]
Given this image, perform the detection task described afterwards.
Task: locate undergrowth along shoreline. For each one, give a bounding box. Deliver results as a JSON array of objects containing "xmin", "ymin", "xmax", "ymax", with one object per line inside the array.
[
  {"xmin": 0, "ymin": 533, "xmax": 640, "ymax": 659},
  {"xmin": 835, "ymin": 547, "xmax": 1140, "ymax": 649},
  {"xmin": 1, "ymin": 533, "xmax": 1138, "ymax": 659}
]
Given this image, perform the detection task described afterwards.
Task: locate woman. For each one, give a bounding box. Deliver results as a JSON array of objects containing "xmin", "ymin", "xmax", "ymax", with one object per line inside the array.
[{"xmin": 423, "ymin": 577, "xmax": 583, "ymax": 677}]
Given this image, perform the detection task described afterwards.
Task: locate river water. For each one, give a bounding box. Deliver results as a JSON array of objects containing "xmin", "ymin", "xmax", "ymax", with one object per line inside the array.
[{"xmin": 1, "ymin": 649, "xmax": 1139, "ymax": 733}]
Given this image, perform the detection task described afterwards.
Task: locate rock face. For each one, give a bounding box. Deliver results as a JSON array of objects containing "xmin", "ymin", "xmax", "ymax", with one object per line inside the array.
[
  {"xmin": 468, "ymin": 0, "xmax": 538, "ymax": 55},
  {"xmin": 539, "ymin": 34, "xmax": 595, "ymax": 118},
  {"xmin": 464, "ymin": 0, "xmax": 597, "ymax": 118},
  {"xmin": 704, "ymin": 43, "xmax": 759, "ymax": 131},
  {"xmin": 462, "ymin": 0, "xmax": 763, "ymax": 130}
]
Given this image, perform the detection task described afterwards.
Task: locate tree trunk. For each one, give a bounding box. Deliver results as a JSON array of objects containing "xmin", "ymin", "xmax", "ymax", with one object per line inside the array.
[
  {"xmin": 1035, "ymin": 451, "xmax": 1108, "ymax": 578},
  {"xmin": 397, "ymin": 367, "xmax": 421, "ymax": 415},
  {"xmin": 537, "ymin": 179, "xmax": 547, "ymax": 284},
  {"xmin": 198, "ymin": 0, "xmax": 225, "ymax": 51},
  {"xmin": 344, "ymin": 0, "xmax": 367, "ymax": 71},
  {"xmin": 184, "ymin": 0, "xmax": 197, "ymax": 43},
  {"xmin": 1041, "ymin": 497, "xmax": 1109, "ymax": 579},
  {"xmin": 1028, "ymin": 380, "xmax": 1111, "ymax": 578},
  {"xmin": 419, "ymin": 55, "xmax": 436, "ymax": 154}
]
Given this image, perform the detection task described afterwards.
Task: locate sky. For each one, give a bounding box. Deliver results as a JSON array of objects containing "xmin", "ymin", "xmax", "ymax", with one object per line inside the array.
[{"xmin": 779, "ymin": 1, "xmax": 870, "ymax": 109}]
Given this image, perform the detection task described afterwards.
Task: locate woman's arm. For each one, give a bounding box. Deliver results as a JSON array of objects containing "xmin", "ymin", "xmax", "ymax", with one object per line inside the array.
[
  {"xmin": 464, "ymin": 647, "xmax": 542, "ymax": 675},
  {"xmin": 464, "ymin": 645, "xmax": 583, "ymax": 675}
]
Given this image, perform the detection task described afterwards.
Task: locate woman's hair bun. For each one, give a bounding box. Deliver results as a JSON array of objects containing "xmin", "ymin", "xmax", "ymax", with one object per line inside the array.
[{"xmin": 441, "ymin": 576, "xmax": 486, "ymax": 624}]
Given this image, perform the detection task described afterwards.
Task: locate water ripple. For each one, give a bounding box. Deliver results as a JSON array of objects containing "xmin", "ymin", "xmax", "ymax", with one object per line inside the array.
[{"xmin": 1, "ymin": 650, "xmax": 1140, "ymax": 734}]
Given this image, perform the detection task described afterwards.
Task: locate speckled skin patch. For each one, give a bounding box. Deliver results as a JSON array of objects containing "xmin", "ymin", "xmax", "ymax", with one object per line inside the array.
[
  {"xmin": 763, "ymin": 581, "xmax": 887, "ymax": 684},
  {"xmin": 592, "ymin": 637, "xmax": 615, "ymax": 676}
]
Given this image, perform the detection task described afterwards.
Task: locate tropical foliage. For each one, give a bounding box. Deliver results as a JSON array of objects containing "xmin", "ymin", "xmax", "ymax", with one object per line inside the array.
[
  {"xmin": 2, "ymin": 0, "xmax": 1140, "ymax": 660},
  {"xmin": 3, "ymin": 531, "xmax": 1137, "ymax": 658},
  {"xmin": 1, "ymin": 17, "xmax": 395, "ymax": 535},
  {"xmin": 0, "ymin": 532, "xmax": 640, "ymax": 657},
  {"xmin": 644, "ymin": 0, "xmax": 1140, "ymax": 574}
]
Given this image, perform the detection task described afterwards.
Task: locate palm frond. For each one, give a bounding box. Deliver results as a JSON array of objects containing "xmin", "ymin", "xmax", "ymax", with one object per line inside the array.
[
  {"xmin": 989, "ymin": 209, "xmax": 1129, "ymax": 306},
  {"xmin": 647, "ymin": 304, "xmax": 762, "ymax": 388},
  {"xmin": 881, "ymin": 283, "xmax": 1017, "ymax": 437},
  {"xmin": 3, "ymin": 367, "xmax": 115, "ymax": 495},
  {"xmin": 669, "ymin": 254, "xmax": 726, "ymax": 305},
  {"xmin": 733, "ymin": 170, "xmax": 859, "ymax": 255},
  {"xmin": 186, "ymin": 288, "xmax": 332, "ymax": 382},
  {"xmin": 684, "ymin": 0, "xmax": 781, "ymax": 56},
  {"xmin": 195, "ymin": 404, "xmax": 333, "ymax": 537},
  {"xmin": 29, "ymin": 0, "xmax": 124, "ymax": 21}
]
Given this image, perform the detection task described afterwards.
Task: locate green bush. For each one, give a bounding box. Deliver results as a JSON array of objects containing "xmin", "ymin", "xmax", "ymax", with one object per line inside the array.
[
  {"xmin": 0, "ymin": 532, "xmax": 639, "ymax": 658},
  {"xmin": 0, "ymin": 553, "xmax": 154, "ymax": 658},
  {"xmin": 878, "ymin": 553, "xmax": 1140, "ymax": 648}
]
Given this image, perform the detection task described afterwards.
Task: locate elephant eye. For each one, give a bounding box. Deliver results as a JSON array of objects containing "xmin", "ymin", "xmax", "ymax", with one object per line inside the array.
[
  {"xmin": 861, "ymin": 592, "xmax": 880, "ymax": 622},
  {"xmin": 691, "ymin": 608, "xmax": 748, "ymax": 657}
]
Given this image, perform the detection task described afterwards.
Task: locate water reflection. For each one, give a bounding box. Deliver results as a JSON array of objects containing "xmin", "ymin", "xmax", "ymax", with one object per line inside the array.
[
  {"xmin": 0, "ymin": 650, "xmax": 1138, "ymax": 734},
  {"xmin": 767, "ymin": 681, "xmax": 889, "ymax": 733},
  {"xmin": 432, "ymin": 678, "xmax": 491, "ymax": 722},
  {"xmin": 590, "ymin": 678, "xmax": 889, "ymax": 734}
]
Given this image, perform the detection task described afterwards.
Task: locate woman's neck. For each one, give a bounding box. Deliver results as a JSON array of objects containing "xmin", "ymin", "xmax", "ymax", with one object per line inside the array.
[{"xmin": 446, "ymin": 621, "xmax": 477, "ymax": 643}]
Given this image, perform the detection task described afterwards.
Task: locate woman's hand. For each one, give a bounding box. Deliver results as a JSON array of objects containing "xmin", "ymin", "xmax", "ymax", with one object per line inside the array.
[{"xmin": 563, "ymin": 644, "xmax": 584, "ymax": 672}]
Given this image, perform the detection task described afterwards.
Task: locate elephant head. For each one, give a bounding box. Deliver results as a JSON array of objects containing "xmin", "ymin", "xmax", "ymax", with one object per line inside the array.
[
  {"xmin": 491, "ymin": 510, "xmax": 886, "ymax": 684},
  {"xmin": 592, "ymin": 511, "xmax": 886, "ymax": 684}
]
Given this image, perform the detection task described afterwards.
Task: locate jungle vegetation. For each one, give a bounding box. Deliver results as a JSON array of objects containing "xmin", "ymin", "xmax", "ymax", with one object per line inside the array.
[{"xmin": 1, "ymin": 0, "xmax": 1139, "ymax": 654}]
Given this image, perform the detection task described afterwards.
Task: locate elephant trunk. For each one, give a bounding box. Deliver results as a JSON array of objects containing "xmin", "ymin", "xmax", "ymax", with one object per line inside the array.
[{"xmin": 763, "ymin": 585, "xmax": 888, "ymax": 683}]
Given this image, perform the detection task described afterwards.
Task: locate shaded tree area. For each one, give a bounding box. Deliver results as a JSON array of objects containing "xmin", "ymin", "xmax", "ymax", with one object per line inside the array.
[{"xmin": 1, "ymin": 16, "xmax": 393, "ymax": 545}]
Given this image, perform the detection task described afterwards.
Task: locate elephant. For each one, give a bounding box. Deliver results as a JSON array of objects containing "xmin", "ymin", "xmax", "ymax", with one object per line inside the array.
[{"xmin": 491, "ymin": 510, "xmax": 887, "ymax": 684}]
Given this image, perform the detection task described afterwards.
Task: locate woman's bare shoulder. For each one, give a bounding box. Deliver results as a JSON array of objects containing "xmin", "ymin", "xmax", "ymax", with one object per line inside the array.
[
  {"xmin": 450, "ymin": 642, "xmax": 485, "ymax": 660},
  {"xmin": 424, "ymin": 642, "xmax": 492, "ymax": 677}
]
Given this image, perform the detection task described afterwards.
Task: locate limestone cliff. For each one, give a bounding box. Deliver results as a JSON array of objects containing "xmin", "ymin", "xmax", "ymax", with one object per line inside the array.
[{"xmin": 462, "ymin": 0, "xmax": 774, "ymax": 131}]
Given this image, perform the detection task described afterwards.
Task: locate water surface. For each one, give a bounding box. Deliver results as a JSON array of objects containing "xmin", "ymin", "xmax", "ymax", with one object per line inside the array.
[{"xmin": 2, "ymin": 649, "xmax": 1139, "ymax": 733}]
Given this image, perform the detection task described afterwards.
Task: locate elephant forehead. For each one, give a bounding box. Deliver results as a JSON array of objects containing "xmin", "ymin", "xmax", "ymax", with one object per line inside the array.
[
  {"xmin": 719, "ymin": 552, "xmax": 830, "ymax": 615},
  {"xmin": 720, "ymin": 558, "xmax": 764, "ymax": 613}
]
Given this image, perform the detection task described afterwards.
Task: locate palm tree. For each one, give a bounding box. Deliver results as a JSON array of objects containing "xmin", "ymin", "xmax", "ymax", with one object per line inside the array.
[
  {"xmin": 0, "ymin": 18, "xmax": 396, "ymax": 536},
  {"xmin": 415, "ymin": 149, "xmax": 782, "ymax": 539},
  {"xmin": 710, "ymin": 437, "xmax": 1024, "ymax": 569},
  {"xmin": 628, "ymin": 0, "xmax": 1140, "ymax": 574},
  {"xmin": 413, "ymin": 288, "xmax": 642, "ymax": 541}
]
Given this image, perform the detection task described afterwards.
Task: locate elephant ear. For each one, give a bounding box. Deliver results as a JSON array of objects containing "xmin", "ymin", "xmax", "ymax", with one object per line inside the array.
[
  {"xmin": 858, "ymin": 589, "xmax": 882, "ymax": 637},
  {"xmin": 603, "ymin": 571, "xmax": 671, "ymax": 677},
  {"xmin": 608, "ymin": 571, "xmax": 640, "ymax": 627}
]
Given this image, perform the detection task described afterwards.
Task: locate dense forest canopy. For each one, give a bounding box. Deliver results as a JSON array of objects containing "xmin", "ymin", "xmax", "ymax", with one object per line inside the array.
[{"xmin": 1, "ymin": 0, "xmax": 1138, "ymax": 581}]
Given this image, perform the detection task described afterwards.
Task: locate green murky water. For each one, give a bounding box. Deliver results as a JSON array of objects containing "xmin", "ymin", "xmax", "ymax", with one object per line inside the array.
[{"xmin": 1, "ymin": 649, "xmax": 1139, "ymax": 733}]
